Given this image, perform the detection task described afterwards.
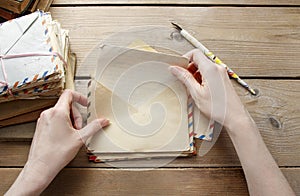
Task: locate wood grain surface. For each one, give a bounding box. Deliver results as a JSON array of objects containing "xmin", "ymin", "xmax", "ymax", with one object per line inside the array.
[
  {"xmin": 49, "ymin": 7, "xmax": 300, "ymax": 77},
  {"xmin": 1, "ymin": 168, "xmax": 300, "ymax": 195},
  {"xmin": 1, "ymin": 2, "xmax": 299, "ymax": 195},
  {"xmin": 52, "ymin": 0, "xmax": 300, "ymax": 5},
  {"xmin": 0, "ymin": 80, "xmax": 299, "ymax": 167}
]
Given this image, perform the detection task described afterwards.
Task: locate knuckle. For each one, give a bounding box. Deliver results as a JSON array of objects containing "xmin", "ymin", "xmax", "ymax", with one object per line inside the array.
[
  {"xmin": 192, "ymin": 48, "xmax": 201, "ymax": 54},
  {"xmin": 182, "ymin": 70, "xmax": 193, "ymax": 82},
  {"xmin": 39, "ymin": 111, "xmax": 46, "ymax": 118},
  {"xmin": 209, "ymin": 64, "xmax": 219, "ymax": 72},
  {"xmin": 206, "ymin": 64, "xmax": 226, "ymax": 76},
  {"xmin": 40, "ymin": 108, "xmax": 52, "ymax": 118},
  {"xmin": 53, "ymin": 108, "xmax": 67, "ymax": 117},
  {"xmin": 38, "ymin": 108, "xmax": 55, "ymax": 124},
  {"xmin": 40, "ymin": 107, "xmax": 67, "ymax": 120},
  {"xmin": 63, "ymin": 89, "xmax": 72, "ymax": 96}
]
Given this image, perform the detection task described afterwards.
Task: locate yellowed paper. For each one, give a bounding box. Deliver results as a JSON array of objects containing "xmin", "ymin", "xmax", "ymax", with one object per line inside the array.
[{"xmin": 87, "ymin": 45, "xmax": 191, "ymax": 154}]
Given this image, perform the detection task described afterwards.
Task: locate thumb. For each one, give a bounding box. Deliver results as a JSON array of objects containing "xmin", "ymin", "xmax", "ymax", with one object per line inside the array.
[
  {"xmin": 78, "ymin": 118, "xmax": 110, "ymax": 142},
  {"xmin": 169, "ymin": 66, "xmax": 201, "ymax": 99}
]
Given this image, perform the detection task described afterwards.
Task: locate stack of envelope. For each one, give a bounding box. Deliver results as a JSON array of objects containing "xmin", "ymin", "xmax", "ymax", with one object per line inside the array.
[
  {"xmin": 85, "ymin": 45, "xmax": 215, "ymax": 163},
  {"xmin": 0, "ymin": 11, "xmax": 75, "ymax": 127},
  {"xmin": 0, "ymin": 0, "xmax": 54, "ymax": 20}
]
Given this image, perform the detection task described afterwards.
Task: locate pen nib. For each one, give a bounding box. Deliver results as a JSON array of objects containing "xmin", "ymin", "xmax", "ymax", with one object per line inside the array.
[{"xmin": 171, "ymin": 22, "xmax": 182, "ymax": 31}]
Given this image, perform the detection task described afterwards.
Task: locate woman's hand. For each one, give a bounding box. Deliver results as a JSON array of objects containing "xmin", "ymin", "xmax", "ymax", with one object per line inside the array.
[
  {"xmin": 169, "ymin": 49, "xmax": 251, "ymax": 130},
  {"xmin": 170, "ymin": 49, "xmax": 295, "ymax": 196},
  {"xmin": 6, "ymin": 90, "xmax": 109, "ymax": 195}
]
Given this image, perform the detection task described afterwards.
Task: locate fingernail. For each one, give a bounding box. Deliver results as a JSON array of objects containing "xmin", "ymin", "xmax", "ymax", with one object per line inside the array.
[
  {"xmin": 100, "ymin": 119, "xmax": 110, "ymax": 127},
  {"xmin": 168, "ymin": 66, "xmax": 180, "ymax": 76}
]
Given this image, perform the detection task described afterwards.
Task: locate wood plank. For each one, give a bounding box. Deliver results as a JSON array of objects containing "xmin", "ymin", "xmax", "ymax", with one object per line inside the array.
[
  {"xmin": 0, "ymin": 122, "xmax": 35, "ymax": 141},
  {"xmin": 0, "ymin": 109, "xmax": 44, "ymax": 128},
  {"xmin": 1, "ymin": 168, "xmax": 299, "ymax": 195},
  {"xmin": 49, "ymin": 7, "xmax": 300, "ymax": 77},
  {"xmin": 52, "ymin": 0, "xmax": 300, "ymax": 6},
  {"xmin": 0, "ymin": 79, "xmax": 299, "ymax": 167},
  {"xmin": 75, "ymin": 79, "xmax": 300, "ymax": 166},
  {"xmin": 0, "ymin": 99, "xmax": 57, "ymax": 121},
  {"xmin": 0, "ymin": 130, "xmax": 241, "ymax": 167}
]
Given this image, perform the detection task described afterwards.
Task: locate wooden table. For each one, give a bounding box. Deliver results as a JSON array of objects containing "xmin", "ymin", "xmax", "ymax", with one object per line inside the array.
[{"xmin": 1, "ymin": 1, "xmax": 300, "ymax": 195}]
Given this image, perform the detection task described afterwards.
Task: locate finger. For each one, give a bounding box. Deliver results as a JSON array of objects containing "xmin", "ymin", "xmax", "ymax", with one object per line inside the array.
[
  {"xmin": 187, "ymin": 62, "xmax": 198, "ymax": 74},
  {"xmin": 183, "ymin": 62, "xmax": 202, "ymax": 84},
  {"xmin": 183, "ymin": 49, "xmax": 218, "ymax": 76},
  {"xmin": 183, "ymin": 49, "xmax": 198, "ymax": 60},
  {"xmin": 71, "ymin": 104, "xmax": 83, "ymax": 129},
  {"xmin": 193, "ymin": 71, "xmax": 202, "ymax": 84},
  {"xmin": 78, "ymin": 118, "xmax": 110, "ymax": 142},
  {"xmin": 169, "ymin": 66, "xmax": 202, "ymax": 99},
  {"xmin": 55, "ymin": 89, "xmax": 88, "ymax": 110}
]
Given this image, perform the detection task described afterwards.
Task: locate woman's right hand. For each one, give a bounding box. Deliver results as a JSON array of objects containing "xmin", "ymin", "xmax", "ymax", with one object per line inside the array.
[{"xmin": 169, "ymin": 49, "xmax": 251, "ymax": 130}]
